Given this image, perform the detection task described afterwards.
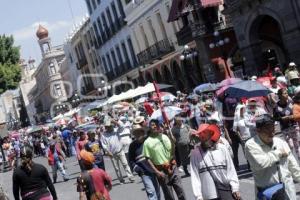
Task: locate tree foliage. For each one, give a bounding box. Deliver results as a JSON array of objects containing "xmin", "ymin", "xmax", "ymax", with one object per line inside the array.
[{"xmin": 0, "ymin": 35, "xmax": 21, "ymax": 94}]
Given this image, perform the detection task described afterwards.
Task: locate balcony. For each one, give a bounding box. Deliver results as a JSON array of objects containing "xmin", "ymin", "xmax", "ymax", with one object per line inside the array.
[
  {"xmin": 119, "ymin": 16, "xmax": 127, "ymax": 27},
  {"xmin": 137, "ymin": 38, "xmax": 175, "ymax": 66},
  {"xmin": 190, "ymin": 18, "xmax": 233, "ymax": 38},
  {"xmin": 176, "ymin": 25, "xmax": 193, "ymax": 46},
  {"xmin": 78, "ymin": 58, "xmax": 88, "ymax": 68}
]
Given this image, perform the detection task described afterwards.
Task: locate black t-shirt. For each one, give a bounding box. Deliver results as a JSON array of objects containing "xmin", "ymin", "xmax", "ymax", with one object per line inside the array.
[{"xmin": 13, "ymin": 163, "xmax": 57, "ymax": 200}]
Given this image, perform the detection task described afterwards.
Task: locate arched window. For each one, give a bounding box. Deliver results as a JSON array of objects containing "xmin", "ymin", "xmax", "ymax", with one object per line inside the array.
[{"xmin": 49, "ymin": 62, "xmax": 56, "ymax": 75}]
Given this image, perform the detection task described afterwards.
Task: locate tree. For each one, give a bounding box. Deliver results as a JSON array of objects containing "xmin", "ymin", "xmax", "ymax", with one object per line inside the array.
[{"xmin": 0, "ymin": 35, "xmax": 21, "ymax": 94}]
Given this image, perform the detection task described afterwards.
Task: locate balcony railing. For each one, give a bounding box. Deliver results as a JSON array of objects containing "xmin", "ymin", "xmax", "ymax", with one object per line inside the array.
[
  {"xmin": 105, "ymin": 61, "xmax": 134, "ymax": 81},
  {"xmin": 176, "ymin": 25, "xmax": 193, "ymax": 46},
  {"xmin": 190, "ymin": 18, "xmax": 233, "ymax": 38},
  {"xmin": 78, "ymin": 58, "xmax": 88, "ymax": 68},
  {"xmin": 137, "ymin": 38, "xmax": 175, "ymax": 66}
]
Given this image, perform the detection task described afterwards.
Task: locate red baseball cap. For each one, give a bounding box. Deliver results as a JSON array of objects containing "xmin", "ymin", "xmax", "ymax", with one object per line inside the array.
[{"xmin": 196, "ymin": 124, "xmax": 221, "ymax": 142}]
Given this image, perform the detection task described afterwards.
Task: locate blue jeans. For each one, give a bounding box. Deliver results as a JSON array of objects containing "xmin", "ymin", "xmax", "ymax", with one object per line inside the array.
[{"xmin": 141, "ymin": 174, "xmax": 161, "ymax": 200}]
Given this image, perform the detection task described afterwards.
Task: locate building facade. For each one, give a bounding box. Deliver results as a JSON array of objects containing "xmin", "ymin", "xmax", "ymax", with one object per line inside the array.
[
  {"xmin": 30, "ymin": 25, "xmax": 68, "ymax": 122},
  {"xmin": 224, "ymin": 0, "xmax": 300, "ymax": 75},
  {"xmin": 19, "ymin": 59, "xmax": 37, "ymax": 125},
  {"xmin": 63, "ymin": 16, "xmax": 101, "ymax": 99},
  {"xmin": 85, "ymin": 0, "xmax": 139, "ymax": 94}
]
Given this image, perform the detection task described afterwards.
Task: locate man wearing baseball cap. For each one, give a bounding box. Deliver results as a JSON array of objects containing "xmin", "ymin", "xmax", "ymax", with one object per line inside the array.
[{"xmin": 190, "ymin": 124, "xmax": 240, "ymax": 200}]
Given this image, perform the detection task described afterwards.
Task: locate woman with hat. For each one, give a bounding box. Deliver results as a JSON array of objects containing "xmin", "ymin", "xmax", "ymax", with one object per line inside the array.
[
  {"xmin": 77, "ymin": 149, "xmax": 112, "ymax": 200},
  {"xmin": 190, "ymin": 124, "xmax": 240, "ymax": 200},
  {"xmin": 128, "ymin": 124, "xmax": 160, "ymax": 200},
  {"xmin": 13, "ymin": 146, "xmax": 58, "ymax": 200}
]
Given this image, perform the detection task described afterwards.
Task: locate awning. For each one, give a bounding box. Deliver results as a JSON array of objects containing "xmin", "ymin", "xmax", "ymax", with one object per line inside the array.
[
  {"xmin": 200, "ymin": 0, "xmax": 223, "ymax": 8},
  {"xmin": 167, "ymin": 0, "xmax": 190, "ymax": 22}
]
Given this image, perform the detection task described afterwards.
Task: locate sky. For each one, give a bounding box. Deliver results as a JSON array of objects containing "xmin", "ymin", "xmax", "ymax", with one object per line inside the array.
[{"xmin": 0, "ymin": 0, "xmax": 88, "ymax": 63}]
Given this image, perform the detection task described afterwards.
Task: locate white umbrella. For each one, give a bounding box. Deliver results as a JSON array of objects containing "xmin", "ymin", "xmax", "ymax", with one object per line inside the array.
[
  {"xmin": 151, "ymin": 106, "xmax": 182, "ymax": 121},
  {"xmin": 135, "ymin": 97, "xmax": 148, "ymax": 104},
  {"xmin": 52, "ymin": 113, "xmax": 64, "ymax": 121},
  {"xmin": 134, "ymin": 82, "xmax": 172, "ymax": 98}
]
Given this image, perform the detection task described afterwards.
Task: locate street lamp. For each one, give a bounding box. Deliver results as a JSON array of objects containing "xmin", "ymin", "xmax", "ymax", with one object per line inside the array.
[{"xmin": 209, "ymin": 30, "xmax": 232, "ymax": 78}]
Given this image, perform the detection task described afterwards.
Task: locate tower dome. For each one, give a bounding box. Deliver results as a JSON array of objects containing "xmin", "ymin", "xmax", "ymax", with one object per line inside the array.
[{"xmin": 36, "ymin": 25, "xmax": 49, "ymax": 40}]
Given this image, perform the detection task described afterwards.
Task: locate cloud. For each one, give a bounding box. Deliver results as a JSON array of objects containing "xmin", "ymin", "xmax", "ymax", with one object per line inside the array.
[{"xmin": 12, "ymin": 20, "xmax": 72, "ymax": 41}]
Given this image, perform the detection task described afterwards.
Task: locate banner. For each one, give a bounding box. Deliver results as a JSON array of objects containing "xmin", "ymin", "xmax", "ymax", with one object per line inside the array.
[{"xmin": 200, "ymin": 0, "xmax": 223, "ymax": 7}]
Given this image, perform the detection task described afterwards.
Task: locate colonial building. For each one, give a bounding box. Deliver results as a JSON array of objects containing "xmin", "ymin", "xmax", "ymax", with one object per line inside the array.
[
  {"xmin": 168, "ymin": 0, "xmax": 238, "ymax": 84},
  {"xmin": 29, "ymin": 25, "xmax": 68, "ymax": 122},
  {"xmin": 63, "ymin": 16, "xmax": 102, "ymax": 99},
  {"xmin": 0, "ymin": 89, "xmax": 21, "ymax": 128},
  {"xmin": 124, "ymin": 0, "xmax": 189, "ymax": 91},
  {"xmin": 224, "ymin": 0, "xmax": 300, "ymax": 75},
  {"xmin": 19, "ymin": 59, "xmax": 37, "ymax": 125},
  {"xmin": 84, "ymin": 0, "xmax": 138, "ymax": 94}
]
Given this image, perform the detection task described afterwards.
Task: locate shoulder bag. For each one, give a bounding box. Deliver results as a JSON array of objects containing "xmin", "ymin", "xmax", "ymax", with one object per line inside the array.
[{"xmin": 198, "ymin": 147, "xmax": 237, "ymax": 200}]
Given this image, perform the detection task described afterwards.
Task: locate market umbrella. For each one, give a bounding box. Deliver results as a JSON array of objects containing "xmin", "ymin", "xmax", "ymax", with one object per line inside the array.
[
  {"xmin": 133, "ymin": 82, "xmax": 173, "ymax": 97},
  {"xmin": 135, "ymin": 97, "xmax": 148, "ymax": 104},
  {"xmin": 26, "ymin": 126, "xmax": 43, "ymax": 134},
  {"xmin": 220, "ymin": 78, "xmax": 242, "ymax": 87},
  {"xmin": 194, "ymin": 83, "xmax": 219, "ymax": 94},
  {"xmin": 150, "ymin": 106, "xmax": 182, "ymax": 122},
  {"xmin": 225, "ymin": 80, "xmax": 272, "ymax": 98},
  {"xmin": 216, "ymin": 78, "xmax": 242, "ymax": 96}
]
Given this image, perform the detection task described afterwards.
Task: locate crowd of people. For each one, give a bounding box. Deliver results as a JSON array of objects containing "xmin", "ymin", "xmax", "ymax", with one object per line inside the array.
[{"xmin": 3, "ymin": 62, "xmax": 300, "ymax": 200}]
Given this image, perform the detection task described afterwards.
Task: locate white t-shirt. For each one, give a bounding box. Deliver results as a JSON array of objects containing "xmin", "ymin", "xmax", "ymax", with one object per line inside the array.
[{"xmin": 237, "ymin": 118, "xmax": 251, "ymax": 140}]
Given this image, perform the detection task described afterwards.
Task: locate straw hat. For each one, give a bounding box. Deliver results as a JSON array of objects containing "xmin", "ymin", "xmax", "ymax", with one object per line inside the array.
[{"xmin": 133, "ymin": 116, "xmax": 145, "ymax": 124}]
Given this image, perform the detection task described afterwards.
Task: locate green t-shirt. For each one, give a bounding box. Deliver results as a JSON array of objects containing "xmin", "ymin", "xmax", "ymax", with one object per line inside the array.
[{"xmin": 142, "ymin": 134, "xmax": 172, "ymax": 165}]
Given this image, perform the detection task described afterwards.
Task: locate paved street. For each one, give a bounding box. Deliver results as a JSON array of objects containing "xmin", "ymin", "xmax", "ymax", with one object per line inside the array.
[{"xmin": 1, "ymin": 140, "xmax": 300, "ymax": 200}]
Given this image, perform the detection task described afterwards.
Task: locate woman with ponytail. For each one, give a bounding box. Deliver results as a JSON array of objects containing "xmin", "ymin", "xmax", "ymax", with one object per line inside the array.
[{"xmin": 12, "ymin": 147, "xmax": 58, "ymax": 200}]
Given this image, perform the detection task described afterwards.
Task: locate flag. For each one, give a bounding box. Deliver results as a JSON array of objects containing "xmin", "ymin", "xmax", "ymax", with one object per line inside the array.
[{"xmin": 153, "ymin": 82, "xmax": 169, "ymax": 124}]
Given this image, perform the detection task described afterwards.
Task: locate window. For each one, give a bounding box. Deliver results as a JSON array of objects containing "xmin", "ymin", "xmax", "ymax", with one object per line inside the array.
[
  {"xmin": 69, "ymin": 54, "xmax": 73, "ymax": 63},
  {"xmin": 86, "ymin": 0, "xmax": 92, "ymax": 14},
  {"xmin": 147, "ymin": 18, "xmax": 158, "ymax": 43},
  {"xmin": 84, "ymin": 34, "xmax": 90, "ymax": 50},
  {"xmin": 106, "ymin": 54, "xmax": 113, "ymax": 73},
  {"xmin": 93, "ymin": 22, "xmax": 102, "ymax": 45},
  {"xmin": 54, "ymin": 84, "xmax": 62, "ymax": 97},
  {"xmin": 116, "ymin": 45, "xmax": 123, "ymax": 65},
  {"xmin": 111, "ymin": 2, "xmax": 119, "ymax": 23},
  {"xmin": 106, "ymin": 8, "xmax": 115, "ymax": 33},
  {"xmin": 121, "ymin": 42, "xmax": 131, "ymax": 69},
  {"xmin": 87, "ymin": 30, "xmax": 94, "ymax": 47},
  {"xmin": 139, "ymin": 24, "xmax": 149, "ymax": 48},
  {"xmin": 116, "ymin": 0, "xmax": 125, "ymax": 18},
  {"xmin": 101, "ymin": 13, "xmax": 110, "ymax": 38},
  {"xmin": 111, "ymin": 50, "xmax": 118, "ymax": 74},
  {"xmin": 156, "ymin": 12, "xmax": 168, "ymax": 39},
  {"xmin": 92, "ymin": 0, "xmax": 97, "ymax": 10},
  {"xmin": 97, "ymin": 17, "xmax": 106, "ymax": 41},
  {"xmin": 127, "ymin": 38, "xmax": 137, "ymax": 67},
  {"xmin": 49, "ymin": 62, "xmax": 56, "ymax": 75},
  {"xmin": 102, "ymin": 56, "xmax": 108, "ymax": 73}
]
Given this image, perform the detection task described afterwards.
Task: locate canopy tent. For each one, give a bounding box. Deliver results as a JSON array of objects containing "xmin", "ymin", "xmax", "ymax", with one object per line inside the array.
[{"xmin": 106, "ymin": 82, "xmax": 173, "ymax": 105}]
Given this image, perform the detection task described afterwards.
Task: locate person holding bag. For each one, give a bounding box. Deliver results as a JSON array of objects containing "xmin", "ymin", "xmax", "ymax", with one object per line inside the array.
[
  {"xmin": 245, "ymin": 114, "xmax": 300, "ymax": 200},
  {"xmin": 190, "ymin": 123, "xmax": 241, "ymax": 200}
]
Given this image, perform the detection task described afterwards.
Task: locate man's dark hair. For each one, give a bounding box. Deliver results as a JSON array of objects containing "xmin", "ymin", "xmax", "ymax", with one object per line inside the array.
[{"xmin": 256, "ymin": 114, "xmax": 274, "ymax": 129}]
